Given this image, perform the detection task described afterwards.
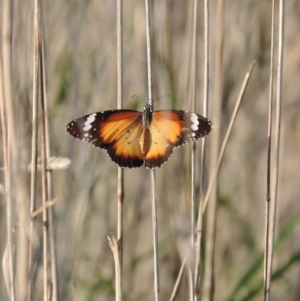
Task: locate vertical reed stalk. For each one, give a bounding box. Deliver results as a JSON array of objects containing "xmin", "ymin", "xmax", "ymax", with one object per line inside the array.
[
  {"xmin": 0, "ymin": 51, "xmax": 15, "ymax": 301},
  {"xmin": 1, "ymin": 0, "xmax": 15, "ymax": 299},
  {"xmin": 189, "ymin": 0, "xmax": 199, "ymax": 299},
  {"xmin": 116, "ymin": 0, "xmax": 124, "ymax": 299},
  {"xmin": 145, "ymin": 0, "xmax": 160, "ymax": 300},
  {"xmin": 38, "ymin": 22, "xmax": 50, "ymax": 301},
  {"xmin": 263, "ymin": 0, "xmax": 275, "ymax": 299},
  {"xmin": 265, "ymin": 0, "xmax": 285, "ymax": 300},
  {"xmin": 150, "ymin": 170, "xmax": 160, "ymax": 301},
  {"xmin": 40, "ymin": 5, "xmax": 59, "ymax": 300},
  {"xmin": 28, "ymin": 0, "xmax": 40, "ymax": 299},
  {"xmin": 202, "ymin": 1, "xmax": 223, "ymax": 299},
  {"xmin": 108, "ymin": 2, "xmax": 124, "ymax": 299},
  {"xmin": 40, "ymin": 72, "xmax": 49, "ymax": 301},
  {"xmin": 194, "ymin": 0, "xmax": 209, "ymax": 298}
]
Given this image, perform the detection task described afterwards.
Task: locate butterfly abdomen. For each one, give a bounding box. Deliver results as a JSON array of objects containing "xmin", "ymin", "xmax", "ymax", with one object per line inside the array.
[{"xmin": 139, "ymin": 126, "xmax": 151, "ymax": 156}]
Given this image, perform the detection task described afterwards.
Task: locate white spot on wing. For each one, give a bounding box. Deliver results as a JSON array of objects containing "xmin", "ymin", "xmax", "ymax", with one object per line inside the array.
[
  {"xmin": 83, "ymin": 113, "xmax": 96, "ymax": 131},
  {"xmin": 190, "ymin": 113, "xmax": 199, "ymax": 131}
]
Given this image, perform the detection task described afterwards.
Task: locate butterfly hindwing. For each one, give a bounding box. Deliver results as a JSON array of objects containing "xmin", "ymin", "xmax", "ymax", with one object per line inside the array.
[
  {"xmin": 145, "ymin": 110, "xmax": 212, "ymax": 168},
  {"xmin": 66, "ymin": 110, "xmax": 145, "ymax": 168}
]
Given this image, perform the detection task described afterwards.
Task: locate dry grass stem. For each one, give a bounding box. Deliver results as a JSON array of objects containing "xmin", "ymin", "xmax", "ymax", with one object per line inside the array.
[
  {"xmin": 264, "ymin": 0, "xmax": 275, "ymax": 299},
  {"xmin": 38, "ymin": 4, "xmax": 60, "ymax": 299},
  {"xmin": 189, "ymin": 0, "xmax": 199, "ymax": 298},
  {"xmin": 264, "ymin": 1, "xmax": 285, "ymax": 300},
  {"xmin": 39, "ymin": 39, "xmax": 50, "ymax": 301},
  {"xmin": 145, "ymin": 0, "xmax": 153, "ymax": 106},
  {"xmin": 202, "ymin": 61, "xmax": 255, "ymax": 214},
  {"xmin": 31, "ymin": 198, "xmax": 59, "ymax": 219},
  {"xmin": 202, "ymin": 1, "xmax": 223, "ymax": 299},
  {"xmin": 1, "ymin": 0, "xmax": 15, "ymax": 299},
  {"xmin": 28, "ymin": 2, "xmax": 41, "ymax": 298},
  {"xmin": 169, "ymin": 257, "xmax": 186, "ymax": 301},
  {"xmin": 150, "ymin": 170, "xmax": 160, "ymax": 301},
  {"xmin": 194, "ymin": 0, "xmax": 210, "ymax": 298},
  {"xmin": 33, "ymin": 3, "xmax": 58, "ymax": 299},
  {"xmin": 108, "ymin": 234, "xmax": 122, "ymax": 301},
  {"xmin": 116, "ymin": 0, "xmax": 124, "ymax": 299},
  {"xmin": 0, "ymin": 50, "xmax": 15, "ymax": 301},
  {"xmin": 145, "ymin": 0, "xmax": 160, "ymax": 300}
]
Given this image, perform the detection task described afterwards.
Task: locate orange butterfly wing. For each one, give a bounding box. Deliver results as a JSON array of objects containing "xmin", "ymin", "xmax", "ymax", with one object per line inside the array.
[
  {"xmin": 66, "ymin": 110, "xmax": 145, "ymax": 168},
  {"xmin": 145, "ymin": 110, "xmax": 212, "ymax": 168},
  {"xmin": 67, "ymin": 107, "xmax": 212, "ymax": 169}
]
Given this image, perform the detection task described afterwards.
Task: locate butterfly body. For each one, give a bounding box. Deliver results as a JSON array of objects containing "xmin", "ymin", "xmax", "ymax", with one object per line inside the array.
[
  {"xmin": 139, "ymin": 126, "xmax": 151, "ymax": 155},
  {"xmin": 66, "ymin": 104, "xmax": 212, "ymax": 169}
]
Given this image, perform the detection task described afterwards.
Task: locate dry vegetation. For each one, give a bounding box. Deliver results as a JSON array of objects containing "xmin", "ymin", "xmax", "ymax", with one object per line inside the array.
[{"xmin": 0, "ymin": 0, "xmax": 300, "ymax": 301}]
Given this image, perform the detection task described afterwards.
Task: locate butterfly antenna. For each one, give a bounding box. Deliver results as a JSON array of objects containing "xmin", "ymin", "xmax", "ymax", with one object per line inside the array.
[
  {"xmin": 153, "ymin": 95, "xmax": 171, "ymax": 103},
  {"xmin": 131, "ymin": 94, "xmax": 142, "ymax": 101},
  {"xmin": 130, "ymin": 94, "xmax": 171, "ymax": 107}
]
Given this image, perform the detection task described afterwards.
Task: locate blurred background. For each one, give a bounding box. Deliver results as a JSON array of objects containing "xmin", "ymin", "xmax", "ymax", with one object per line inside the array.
[{"xmin": 0, "ymin": 0, "xmax": 300, "ymax": 300}]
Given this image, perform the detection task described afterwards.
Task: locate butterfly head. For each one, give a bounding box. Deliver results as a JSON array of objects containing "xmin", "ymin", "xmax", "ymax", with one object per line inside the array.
[{"xmin": 142, "ymin": 103, "xmax": 153, "ymax": 126}]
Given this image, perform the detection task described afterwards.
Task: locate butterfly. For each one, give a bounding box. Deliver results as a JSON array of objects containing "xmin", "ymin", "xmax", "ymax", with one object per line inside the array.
[{"xmin": 66, "ymin": 104, "xmax": 212, "ymax": 169}]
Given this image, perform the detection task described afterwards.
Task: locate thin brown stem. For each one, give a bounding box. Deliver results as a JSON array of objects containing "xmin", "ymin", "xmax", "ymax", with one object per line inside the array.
[
  {"xmin": 28, "ymin": 0, "xmax": 40, "ymax": 299},
  {"xmin": 169, "ymin": 257, "xmax": 186, "ymax": 301},
  {"xmin": 145, "ymin": 0, "xmax": 153, "ymax": 106},
  {"xmin": 263, "ymin": 0, "xmax": 275, "ymax": 299},
  {"xmin": 189, "ymin": 0, "xmax": 199, "ymax": 299},
  {"xmin": 1, "ymin": 0, "xmax": 15, "ymax": 299},
  {"xmin": 39, "ymin": 29, "xmax": 50, "ymax": 301},
  {"xmin": 108, "ymin": 234, "xmax": 122, "ymax": 301},
  {"xmin": 202, "ymin": 1, "xmax": 223, "ymax": 299},
  {"xmin": 194, "ymin": 0, "xmax": 209, "ymax": 298},
  {"xmin": 0, "ymin": 49, "xmax": 15, "ymax": 301},
  {"xmin": 116, "ymin": 0, "xmax": 124, "ymax": 299},
  {"xmin": 264, "ymin": 1, "xmax": 285, "ymax": 300},
  {"xmin": 150, "ymin": 170, "xmax": 160, "ymax": 301},
  {"xmin": 200, "ymin": 62, "xmax": 255, "ymax": 299},
  {"xmin": 145, "ymin": 1, "xmax": 160, "ymax": 300},
  {"xmin": 202, "ymin": 62, "xmax": 255, "ymax": 214},
  {"xmin": 40, "ymin": 4, "xmax": 59, "ymax": 300}
]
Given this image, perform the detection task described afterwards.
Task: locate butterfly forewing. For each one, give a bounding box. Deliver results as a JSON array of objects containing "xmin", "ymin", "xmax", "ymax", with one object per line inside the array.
[
  {"xmin": 66, "ymin": 110, "xmax": 145, "ymax": 168},
  {"xmin": 173, "ymin": 111, "xmax": 212, "ymax": 146}
]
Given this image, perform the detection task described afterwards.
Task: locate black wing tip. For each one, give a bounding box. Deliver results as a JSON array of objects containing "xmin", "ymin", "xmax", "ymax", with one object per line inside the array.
[{"xmin": 66, "ymin": 121, "xmax": 79, "ymax": 138}]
